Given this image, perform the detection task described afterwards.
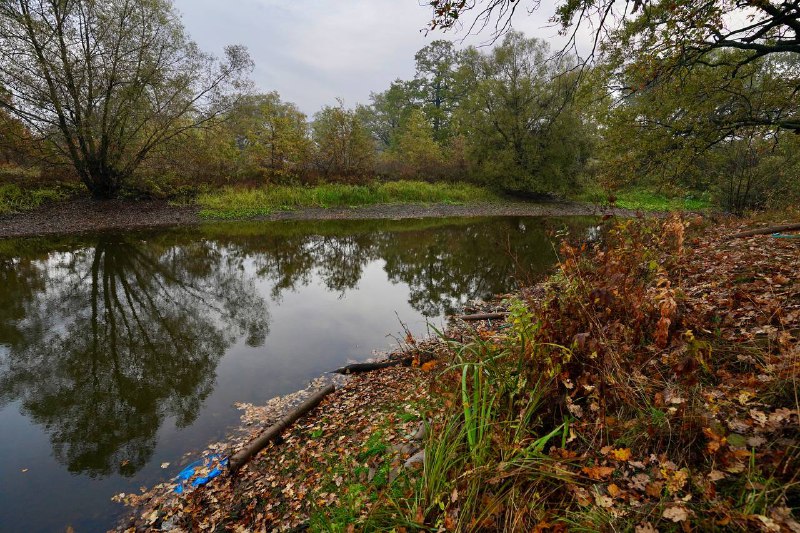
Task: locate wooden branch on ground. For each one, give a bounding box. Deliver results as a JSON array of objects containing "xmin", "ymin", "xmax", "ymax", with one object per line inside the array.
[
  {"xmin": 729, "ymin": 223, "xmax": 800, "ymax": 239},
  {"xmin": 228, "ymin": 384, "xmax": 336, "ymax": 473},
  {"xmin": 331, "ymin": 358, "xmax": 412, "ymax": 375},
  {"xmin": 452, "ymin": 312, "xmax": 508, "ymax": 321}
]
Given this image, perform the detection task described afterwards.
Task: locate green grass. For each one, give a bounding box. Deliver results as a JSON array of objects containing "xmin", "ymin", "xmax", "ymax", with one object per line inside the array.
[
  {"xmin": 614, "ymin": 189, "xmax": 711, "ymax": 211},
  {"xmin": 0, "ymin": 183, "xmax": 68, "ymax": 215},
  {"xmin": 575, "ymin": 186, "xmax": 712, "ymax": 212},
  {"xmin": 195, "ymin": 181, "xmax": 501, "ymax": 219}
]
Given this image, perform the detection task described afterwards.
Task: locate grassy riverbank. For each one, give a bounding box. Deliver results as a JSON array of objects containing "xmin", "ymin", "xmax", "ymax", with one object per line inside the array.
[
  {"xmin": 121, "ymin": 214, "xmax": 799, "ymax": 531},
  {"xmin": 194, "ymin": 181, "xmax": 501, "ymax": 219},
  {"xmin": 573, "ymin": 186, "xmax": 713, "ymax": 212},
  {"xmin": 0, "ymin": 183, "xmax": 70, "ymax": 215},
  {"xmin": 0, "ymin": 175, "xmax": 713, "ymax": 223}
]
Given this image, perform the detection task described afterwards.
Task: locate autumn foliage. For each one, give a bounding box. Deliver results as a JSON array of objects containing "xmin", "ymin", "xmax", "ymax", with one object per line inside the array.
[{"xmin": 369, "ymin": 215, "xmax": 799, "ymax": 531}]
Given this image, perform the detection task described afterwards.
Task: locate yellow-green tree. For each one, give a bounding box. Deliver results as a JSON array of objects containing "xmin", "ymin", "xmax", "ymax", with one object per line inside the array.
[
  {"xmin": 234, "ymin": 93, "xmax": 311, "ymax": 182},
  {"xmin": 312, "ymin": 101, "xmax": 375, "ymax": 180},
  {"xmin": 384, "ymin": 109, "xmax": 443, "ymax": 179}
]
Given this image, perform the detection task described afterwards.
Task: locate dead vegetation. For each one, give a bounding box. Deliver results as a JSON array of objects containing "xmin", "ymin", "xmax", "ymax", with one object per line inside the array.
[{"xmin": 116, "ymin": 215, "xmax": 799, "ymax": 532}]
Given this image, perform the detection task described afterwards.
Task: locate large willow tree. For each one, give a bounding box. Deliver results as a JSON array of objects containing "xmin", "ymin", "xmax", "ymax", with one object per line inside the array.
[
  {"xmin": 0, "ymin": 0, "xmax": 252, "ymax": 197},
  {"xmin": 427, "ymin": 0, "xmax": 800, "ymax": 133}
]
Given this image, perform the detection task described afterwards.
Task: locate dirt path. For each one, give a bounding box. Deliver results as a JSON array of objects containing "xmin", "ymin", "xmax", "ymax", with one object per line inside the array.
[{"xmin": 0, "ymin": 198, "xmax": 630, "ymax": 239}]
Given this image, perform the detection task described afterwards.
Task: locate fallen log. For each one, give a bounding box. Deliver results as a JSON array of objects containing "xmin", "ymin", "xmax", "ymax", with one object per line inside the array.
[
  {"xmin": 729, "ymin": 223, "xmax": 800, "ymax": 239},
  {"xmin": 229, "ymin": 384, "xmax": 336, "ymax": 473},
  {"xmin": 331, "ymin": 357, "xmax": 412, "ymax": 374},
  {"xmin": 452, "ymin": 312, "xmax": 508, "ymax": 321}
]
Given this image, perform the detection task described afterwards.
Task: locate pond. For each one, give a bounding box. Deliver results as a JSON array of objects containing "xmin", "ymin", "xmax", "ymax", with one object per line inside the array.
[{"xmin": 0, "ymin": 216, "xmax": 592, "ymax": 532}]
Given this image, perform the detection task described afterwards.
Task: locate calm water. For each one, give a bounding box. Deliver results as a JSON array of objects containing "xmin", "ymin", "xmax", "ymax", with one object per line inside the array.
[{"xmin": 0, "ymin": 216, "xmax": 590, "ymax": 532}]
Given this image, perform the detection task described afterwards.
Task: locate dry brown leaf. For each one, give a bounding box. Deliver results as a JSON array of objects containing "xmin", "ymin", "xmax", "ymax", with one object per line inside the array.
[
  {"xmin": 582, "ymin": 465, "xmax": 615, "ymax": 480},
  {"xmin": 663, "ymin": 506, "xmax": 689, "ymax": 522}
]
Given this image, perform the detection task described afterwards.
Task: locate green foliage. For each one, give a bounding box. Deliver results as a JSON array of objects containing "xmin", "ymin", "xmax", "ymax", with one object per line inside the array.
[
  {"xmin": 361, "ymin": 81, "xmax": 419, "ymax": 149},
  {"xmin": 458, "ymin": 33, "xmax": 593, "ymax": 196},
  {"xmin": 229, "ymin": 93, "xmax": 311, "ymax": 183},
  {"xmin": 196, "ymin": 181, "xmax": 499, "ymax": 218},
  {"xmin": 575, "ymin": 186, "xmax": 712, "ymax": 212},
  {"xmin": 312, "ymin": 101, "xmax": 375, "ymax": 180},
  {"xmin": 0, "ymin": 0, "xmax": 252, "ymax": 198},
  {"xmin": 414, "ymin": 40, "xmax": 463, "ymax": 144},
  {"xmin": 366, "ymin": 330, "xmax": 571, "ymax": 531},
  {"xmin": 0, "ymin": 183, "xmax": 67, "ymax": 214},
  {"xmin": 382, "ymin": 109, "xmax": 444, "ymax": 179},
  {"xmin": 596, "ymin": 48, "xmax": 799, "ymax": 204}
]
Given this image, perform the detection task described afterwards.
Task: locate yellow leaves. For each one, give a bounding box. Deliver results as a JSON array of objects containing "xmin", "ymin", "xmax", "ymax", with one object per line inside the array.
[
  {"xmin": 610, "ymin": 448, "xmax": 632, "ymax": 462},
  {"xmin": 606, "ymin": 483, "xmax": 622, "ymax": 498},
  {"xmin": 749, "ymin": 409, "xmax": 767, "ymax": 426},
  {"xmin": 737, "ymin": 390, "xmax": 754, "ymax": 405},
  {"xmin": 660, "ymin": 467, "xmax": 689, "ymax": 494}
]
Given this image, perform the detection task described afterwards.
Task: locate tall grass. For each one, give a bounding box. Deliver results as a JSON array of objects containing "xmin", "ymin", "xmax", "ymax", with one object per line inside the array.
[
  {"xmin": 0, "ymin": 183, "xmax": 67, "ymax": 215},
  {"xmin": 195, "ymin": 181, "xmax": 500, "ymax": 219},
  {"xmin": 358, "ymin": 317, "xmax": 577, "ymax": 531}
]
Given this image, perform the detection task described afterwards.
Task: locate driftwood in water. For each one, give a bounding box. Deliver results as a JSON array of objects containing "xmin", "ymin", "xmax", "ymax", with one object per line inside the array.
[
  {"xmin": 229, "ymin": 384, "xmax": 336, "ymax": 473},
  {"xmin": 729, "ymin": 223, "xmax": 800, "ymax": 239},
  {"xmin": 453, "ymin": 312, "xmax": 508, "ymax": 322},
  {"xmin": 332, "ymin": 358, "xmax": 412, "ymax": 375}
]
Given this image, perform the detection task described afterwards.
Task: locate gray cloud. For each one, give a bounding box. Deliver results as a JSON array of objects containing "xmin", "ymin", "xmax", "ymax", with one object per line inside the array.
[{"xmin": 174, "ymin": 0, "xmax": 583, "ymax": 115}]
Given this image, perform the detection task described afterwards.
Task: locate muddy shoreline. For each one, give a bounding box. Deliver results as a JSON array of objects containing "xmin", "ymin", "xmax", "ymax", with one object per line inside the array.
[{"xmin": 0, "ymin": 197, "xmax": 630, "ymax": 239}]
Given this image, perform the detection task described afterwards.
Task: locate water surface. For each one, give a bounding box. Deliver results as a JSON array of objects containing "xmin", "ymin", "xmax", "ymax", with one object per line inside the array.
[{"xmin": 0, "ymin": 216, "xmax": 590, "ymax": 531}]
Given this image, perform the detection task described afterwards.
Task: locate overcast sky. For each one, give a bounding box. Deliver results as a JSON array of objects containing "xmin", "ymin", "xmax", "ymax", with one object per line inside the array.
[{"xmin": 173, "ymin": 0, "xmax": 578, "ymax": 116}]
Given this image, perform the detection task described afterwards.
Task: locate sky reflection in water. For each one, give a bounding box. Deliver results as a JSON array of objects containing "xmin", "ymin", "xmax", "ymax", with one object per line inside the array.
[{"xmin": 0, "ymin": 216, "xmax": 592, "ymax": 531}]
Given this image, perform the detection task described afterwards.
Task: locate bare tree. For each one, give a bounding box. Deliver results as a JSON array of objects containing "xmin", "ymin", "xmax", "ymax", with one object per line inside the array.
[{"xmin": 0, "ymin": 0, "xmax": 253, "ymax": 197}]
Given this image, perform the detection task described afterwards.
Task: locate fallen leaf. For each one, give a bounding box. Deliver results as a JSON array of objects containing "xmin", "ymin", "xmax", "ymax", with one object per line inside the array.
[
  {"xmin": 663, "ymin": 506, "xmax": 689, "ymax": 522},
  {"xmin": 581, "ymin": 465, "xmax": 615, "ymax": 480},
  {"xmin": 635, "ymin": 523, "xmax": 658, "ymax": 533},
  {"xmin": 610, "ymin": 448, "xmax": 632, "ymax": 461},
  {"xmin": 755, "ymin": 515, "xmax": 781, "ymax": 532},
  {"xmin": 645, "ymin": 481, "xmax": 664, "ymax": 498},
  {"xmin": 594, "ymin": 492, "xmax": 614, "ymax": 508},
  {"xmin": 420, "ymin": 361, "xmax": 437, "ymax": 372}
]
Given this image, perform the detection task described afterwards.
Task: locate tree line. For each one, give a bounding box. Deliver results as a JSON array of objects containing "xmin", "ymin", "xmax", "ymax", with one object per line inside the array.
[{"xmin": 1, "ymin": 0, "xmax": 798, "ymax": 212}]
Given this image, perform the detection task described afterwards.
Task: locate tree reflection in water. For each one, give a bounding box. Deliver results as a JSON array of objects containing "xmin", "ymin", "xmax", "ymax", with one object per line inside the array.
[
  {"xmin": 0, "ymin": 216, "xmax": 591, "ymax": 478},
  {"xmin": 0, "ymin": 235, "xmax": 268, "ymax": 477}
]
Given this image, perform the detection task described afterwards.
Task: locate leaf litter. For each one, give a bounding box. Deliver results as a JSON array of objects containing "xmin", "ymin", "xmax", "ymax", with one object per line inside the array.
[{"xmin": 114, "ymin": 215, "xmax": 800, "ymax": 532}]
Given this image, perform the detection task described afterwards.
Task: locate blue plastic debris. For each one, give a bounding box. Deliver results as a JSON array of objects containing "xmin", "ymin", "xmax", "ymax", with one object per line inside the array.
[
  {"xmin": 173, "ymin": 454, "xmax": 228, "ymax": 494},
  {"xmin": 772, "ymin": 233, "xmax": 800, "ymax": 239}
]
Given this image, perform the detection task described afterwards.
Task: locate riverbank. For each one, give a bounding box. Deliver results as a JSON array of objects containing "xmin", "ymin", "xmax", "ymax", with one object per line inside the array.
[
  {"xmin": 0, "ymin": 196, "xmax": 633, "ymax": 239},
  {"xmin": 115, "ymin": 215, "xmax": 799, "ymax": 532}
]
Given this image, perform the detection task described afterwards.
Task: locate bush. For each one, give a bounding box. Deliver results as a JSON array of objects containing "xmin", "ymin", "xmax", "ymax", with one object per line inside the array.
[{"xmin": 0, "ymin": 183, "xmax": 67, "ymax": 214}]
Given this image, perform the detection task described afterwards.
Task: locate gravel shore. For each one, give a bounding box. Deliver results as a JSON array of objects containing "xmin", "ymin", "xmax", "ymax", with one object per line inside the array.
[{"xmin": 0, "ymin": 198, "xmax": 628, "ymax": 239}]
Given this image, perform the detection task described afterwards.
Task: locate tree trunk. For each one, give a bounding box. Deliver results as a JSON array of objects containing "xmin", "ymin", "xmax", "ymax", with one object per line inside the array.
[
  {"xmin": 229, "ymin": 384, "xmax": 336, "ymax": 473},
  {"xmin": 729, "ymin": 223, "xmax": 800, "ymax": 239}
]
